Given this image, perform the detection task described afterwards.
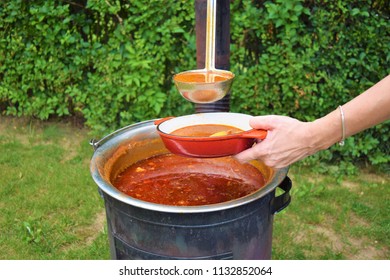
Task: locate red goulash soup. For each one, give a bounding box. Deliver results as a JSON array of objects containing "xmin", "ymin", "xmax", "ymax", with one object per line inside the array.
[
  {"xmin": 113, "ymin": 154, "xmax": 265, "ymax": 206},
  {"xmin": 171, "ymin": 124, "xmax": 242, "ymax": 137}
]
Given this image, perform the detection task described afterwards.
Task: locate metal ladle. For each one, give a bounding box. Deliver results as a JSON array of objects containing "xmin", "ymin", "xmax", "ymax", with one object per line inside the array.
[{"xmin": 173, "ymin": 0, "xmax": 235, "ymax": 104}]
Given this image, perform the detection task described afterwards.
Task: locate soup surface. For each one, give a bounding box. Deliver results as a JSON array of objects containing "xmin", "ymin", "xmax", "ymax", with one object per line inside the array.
[
  {"xmin": 171, "ymin": 124, "xmax": 243, "ymax": 137},
  {"xmin": 113, "ymin": 154, "xmax": 265, "ymax": 206},
  {"xmin": 174, "ymin": 72, "xmax": 232, "ymax": 83}
]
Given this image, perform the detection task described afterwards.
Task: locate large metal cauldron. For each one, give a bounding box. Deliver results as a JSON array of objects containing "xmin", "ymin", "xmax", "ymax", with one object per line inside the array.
[{"xmin": 90, "ymin": 119, "xmax": 291, "ymax": 260}]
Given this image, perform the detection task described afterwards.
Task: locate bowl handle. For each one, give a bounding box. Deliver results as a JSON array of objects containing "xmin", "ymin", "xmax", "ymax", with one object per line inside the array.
[
  {"xmin": 238, "ymin": 129, "xmax": 267, "ymax": 140},
  {"xmin": 154, "ymin": 116, "xmax": 175, "ymax": 126}
]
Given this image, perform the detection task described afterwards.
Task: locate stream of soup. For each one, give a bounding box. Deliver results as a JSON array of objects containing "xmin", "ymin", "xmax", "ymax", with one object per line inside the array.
[{"xmin": 113, "ymin": 154, "xmax": 265, "ymax": 206}]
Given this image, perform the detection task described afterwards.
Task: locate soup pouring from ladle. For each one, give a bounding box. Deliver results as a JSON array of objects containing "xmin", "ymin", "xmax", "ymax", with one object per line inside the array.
[{"xmin": 173, "ymin": 0, "xmax": 235, "ymax": 104}]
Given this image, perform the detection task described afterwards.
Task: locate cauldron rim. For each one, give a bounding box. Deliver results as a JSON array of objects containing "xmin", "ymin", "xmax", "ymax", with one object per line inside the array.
[{"xmin": 90, "ymin": 118, "xmax": 289, "ymax": 214}]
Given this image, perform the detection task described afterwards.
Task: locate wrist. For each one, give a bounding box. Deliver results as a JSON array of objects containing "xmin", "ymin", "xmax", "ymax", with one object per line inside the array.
[{"xmin": 309, "ymin": 110, "xmax": 341, "ymax": 152}]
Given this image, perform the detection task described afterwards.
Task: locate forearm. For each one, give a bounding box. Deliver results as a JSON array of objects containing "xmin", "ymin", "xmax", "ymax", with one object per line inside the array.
[
  {"xmin": 343, "ymin": 75, "xmax": 390, "ymax": 137},
  {"xmin": 310, "ymin": 74, "xmax": 390, "ymax": 151}
]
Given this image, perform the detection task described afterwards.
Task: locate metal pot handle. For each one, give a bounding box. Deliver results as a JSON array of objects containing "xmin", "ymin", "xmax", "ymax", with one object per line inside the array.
[
  {"xmin": 89, "ymin": 119, "xmax": 159, "ymax": 151},
  {"xmin": 271, "ymin": 176, "xmax": 292, "ymax": 214}
]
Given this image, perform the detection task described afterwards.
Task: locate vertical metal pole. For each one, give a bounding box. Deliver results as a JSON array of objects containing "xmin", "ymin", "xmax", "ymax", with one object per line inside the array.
[{"xmin": 195, "ymin": 0, "xmax": 231, "ymax": 113}]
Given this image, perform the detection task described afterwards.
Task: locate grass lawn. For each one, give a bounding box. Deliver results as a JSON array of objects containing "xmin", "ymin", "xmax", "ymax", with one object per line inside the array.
[{"xmin": 0, "ymin": 116, "xmax": 388, "ymax": 259}]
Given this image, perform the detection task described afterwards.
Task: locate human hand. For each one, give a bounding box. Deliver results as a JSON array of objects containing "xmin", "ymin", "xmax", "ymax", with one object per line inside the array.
[{"xmin": 235, "ymin": 115, "xmax": 318, "ymax": 168}]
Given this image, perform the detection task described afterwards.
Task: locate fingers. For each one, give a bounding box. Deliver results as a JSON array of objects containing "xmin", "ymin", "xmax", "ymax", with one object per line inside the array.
[
  {"xmin": 234, "ymin": 146, "xmax": 258, "ymax": 164},
  {"xmin": 234, "ymin": 146, "xmax": 290, "ymax": 169},
  {"xmin": 234, "ymin": 140, "xmax": 269, "ymax": 165},
  {"xmin": 249, "ymin": 115, "xmax": 280, "ymax": 130}
]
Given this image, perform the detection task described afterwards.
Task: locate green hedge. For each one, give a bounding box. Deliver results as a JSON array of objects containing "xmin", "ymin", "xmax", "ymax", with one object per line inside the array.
[
  {"xmin": 229, "ymin": 0, "xmax": 389, "ymax": 170},
  {"xmin": 0, "ymin": 0, "xmax": 195, "ymax": 133},
  {"xmin": 1, "ymin": 0, "xmax": 389, "ymax": 169}
]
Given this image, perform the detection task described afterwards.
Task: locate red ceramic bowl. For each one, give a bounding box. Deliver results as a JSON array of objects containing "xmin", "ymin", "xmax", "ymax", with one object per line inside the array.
[{"xmin": 154, "ymin": 112, "xmax": 267, "ymax": 158}]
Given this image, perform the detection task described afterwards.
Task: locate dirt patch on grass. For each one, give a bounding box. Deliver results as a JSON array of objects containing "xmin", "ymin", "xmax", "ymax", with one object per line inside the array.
[
  {"xmin": 75, "ymin": 210, "xmax": 106, "ymax": 246},
  {"xmin": 312, "ymin": 226, "xmax": 343, "ymax": 252},
  {"xmin": 342, "ymin": 181, "xmax": 361, "ymax": 191},
  {"xmin": 341, "ymin": 171, "xmax": 388, "ymax": 198},
  {"xmin": 84, "ymin": 210, "xmax": 106, "ymax": 246},
  {"xmin": 309, "ymin": 217, "xmax": 387, "ymax": 260},
  {"xmin": 347, "ymin": 236, "xmax": 384, "ymax": 259},
  {"xmin": 60, "ymin": 210, "xmax": 106, "ymax": 253},
  {"xmin": 0, "ymin": 115, "xmax": 90, "ymax": 163},
  {"xmin": 361, "ymin": 171, "xmax": 389, "ymax": 182}
]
